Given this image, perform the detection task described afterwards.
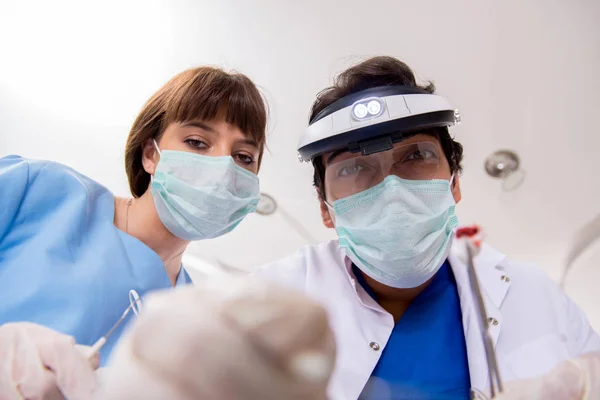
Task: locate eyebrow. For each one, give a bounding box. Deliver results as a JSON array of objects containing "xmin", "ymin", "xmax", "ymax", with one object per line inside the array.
[
  {"xmin": 181, "ymin": 121, "xmax": 217, "ymax": 133},
  {"xmin": 237, "ymin": 138, "xmax": 259, "ymax": 149}
]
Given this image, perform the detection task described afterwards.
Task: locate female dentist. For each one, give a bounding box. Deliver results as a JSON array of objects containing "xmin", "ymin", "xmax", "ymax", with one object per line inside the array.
[{"xmin": 0, "ymin": 66, "xmax": 267, "ymax": 398}]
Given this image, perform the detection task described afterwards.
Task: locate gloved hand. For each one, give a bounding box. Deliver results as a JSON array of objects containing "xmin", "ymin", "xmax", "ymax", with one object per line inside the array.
[
  {"xmin": 493, "ymin": 351, "xmax": 600, "ymax": 400},
  {"xmin": 0, "ymin": 322, "xmax": 99, "ymax": 400},
  {"xmin": 95, "ymin": 277, "xmax": 336, "ymax": 400}
]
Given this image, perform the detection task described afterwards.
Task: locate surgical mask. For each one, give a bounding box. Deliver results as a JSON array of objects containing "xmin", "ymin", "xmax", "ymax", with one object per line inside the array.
[
  {"xmin": 330, "ymin": 174, "xmax": 458, "ymax": 288},
  {"xmin": 150, "ymin": 141, "xmax": 260, "ymax": 241}
]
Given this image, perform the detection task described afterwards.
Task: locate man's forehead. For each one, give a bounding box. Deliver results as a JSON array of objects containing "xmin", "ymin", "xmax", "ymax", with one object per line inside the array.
[{"xmin": 398, "ymin": 133, "xmax": 440, "ymax": 145}]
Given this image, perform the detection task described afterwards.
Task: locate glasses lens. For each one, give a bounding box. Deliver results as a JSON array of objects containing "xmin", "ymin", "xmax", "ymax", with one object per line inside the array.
[{"xmin": 324, "ymin": 142, "xmax": 442, "ymax": 201}]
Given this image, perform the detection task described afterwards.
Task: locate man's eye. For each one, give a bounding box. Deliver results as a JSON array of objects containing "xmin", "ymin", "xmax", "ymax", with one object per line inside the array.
[
  {"xmin": 338, "ymin": 164, "xmax": 365, "ymax": 177},
  {"xmin": 405, "ymin": 149, "xmax": 435, "ymax": 161}
]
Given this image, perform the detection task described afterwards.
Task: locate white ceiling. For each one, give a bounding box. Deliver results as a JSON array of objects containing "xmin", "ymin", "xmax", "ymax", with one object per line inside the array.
[{"xmin": 1, "ymin": 0, "xmax": 599, "ymax": 327}]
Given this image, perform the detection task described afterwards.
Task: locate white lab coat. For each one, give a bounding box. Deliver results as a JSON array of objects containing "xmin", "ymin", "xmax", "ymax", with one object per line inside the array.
[{"xmin": 255, "ymin": 239, "xmax": 600, "ymax": 400}]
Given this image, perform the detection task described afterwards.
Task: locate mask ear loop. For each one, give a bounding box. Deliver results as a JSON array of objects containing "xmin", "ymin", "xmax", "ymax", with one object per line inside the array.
[
  {"xmin": 151, "ymin": 140, "xmax": 162, "ymax": 182},
  {"xmin": 153, "ymin": 139, "xmax": 162, "ymax": 156}
]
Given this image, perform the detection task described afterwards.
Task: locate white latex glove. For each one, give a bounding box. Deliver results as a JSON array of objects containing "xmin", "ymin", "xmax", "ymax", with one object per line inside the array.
[
  {"xmin": 0, "ymin": 322, "xmax": 100, "ymax": 400},
  {"xmin": 493, "ymin": 351, "xmax": 600, "ymax": 400},
  {"xmin": 96, "ymin": 277, "xmax": 336, "ymax": 400}
]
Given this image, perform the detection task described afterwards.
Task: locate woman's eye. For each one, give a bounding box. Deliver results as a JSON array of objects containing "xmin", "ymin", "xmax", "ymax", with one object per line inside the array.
[
  {"xmin": 338, "ymin": 164, "xmax": 365, "ymax": 177},
  {"xmin": 185, "ymin": 139, "xmax": 208, "ymax": 149},
  {"xmin": 236, "ymin": 154, "xmax": 255, "ymax": 165}
]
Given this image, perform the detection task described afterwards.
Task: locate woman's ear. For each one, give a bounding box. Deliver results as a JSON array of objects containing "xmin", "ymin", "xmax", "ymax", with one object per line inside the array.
[
  {"xmin": 142, "ymin": 139, "xmax": 160, "ymax": 176},
  {"xmin": 451, "ymin": 175, "xmax": 462, "ymax": 204}
]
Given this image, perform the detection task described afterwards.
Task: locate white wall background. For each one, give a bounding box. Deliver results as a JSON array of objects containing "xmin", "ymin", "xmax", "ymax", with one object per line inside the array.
[{"xmin": 1, "ymin": 0, "xmax": 599, "ymax": 327}]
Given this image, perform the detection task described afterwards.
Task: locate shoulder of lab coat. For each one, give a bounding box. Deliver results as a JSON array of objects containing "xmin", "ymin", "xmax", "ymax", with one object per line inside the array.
[
  {"xmin": 451, "ymin": 242, "xmax": 600, "ymax": 388},
  {"xmin": 253, "ymin": 240, "xmax": 343, "ymax": 291},
  {"xmin": 471, "ymin": 243, "xmax": 600, "ymax": 355}
]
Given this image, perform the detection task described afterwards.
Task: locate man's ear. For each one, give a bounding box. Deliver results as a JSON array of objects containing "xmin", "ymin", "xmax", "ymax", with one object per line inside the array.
[
  {"xmin": 318, "ymin": 191, "xmax": 335, "ymax": 229},
  {"xmin": 452, "ymin": 174, "xmax": 462, "ymax": 204},
  {"xmin": 142, "ymin": 139, "xmax": 160, "ymax": 176}
]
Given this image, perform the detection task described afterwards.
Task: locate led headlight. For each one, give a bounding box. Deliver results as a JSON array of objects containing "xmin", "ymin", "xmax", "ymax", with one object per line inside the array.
[
  {"xmin": 352, "ymin": 98, "xmax": 384, "ymax": 120},
  {"xmin": 367, "ymin": 100, "xmax": 382, "ymax": 116},
  {"xmin": 352, "ymin": 103, "xmax": 368, "ymax": 119}
]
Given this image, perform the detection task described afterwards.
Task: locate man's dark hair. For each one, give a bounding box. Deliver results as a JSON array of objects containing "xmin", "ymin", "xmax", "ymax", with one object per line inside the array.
[{"xmin": 309, "ymin": 56, "xmax": 464, "ymax": 200}]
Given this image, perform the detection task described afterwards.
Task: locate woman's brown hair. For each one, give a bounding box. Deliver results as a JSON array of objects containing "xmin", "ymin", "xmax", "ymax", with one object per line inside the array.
[{"xmin": 125, "ymin": 67, "xmax": 267, "ymax": 197}]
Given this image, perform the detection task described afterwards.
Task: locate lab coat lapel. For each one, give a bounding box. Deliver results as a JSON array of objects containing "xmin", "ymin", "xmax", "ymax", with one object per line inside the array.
[{"xmin": 448, "ymin": 242, "xmax": 510, "ymax": 393}]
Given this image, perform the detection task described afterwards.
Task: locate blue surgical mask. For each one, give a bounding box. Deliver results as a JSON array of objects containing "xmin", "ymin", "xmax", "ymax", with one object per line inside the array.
[
  {"xmin": 150, "ymin": 142, "xmax": 260, "ymax": 241},
  {"xmin": 330, "ymin": 175, "xmax": 458, "ymax": 288}
]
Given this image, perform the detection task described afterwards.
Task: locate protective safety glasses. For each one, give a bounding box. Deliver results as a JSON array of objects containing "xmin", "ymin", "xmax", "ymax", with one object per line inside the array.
[{"xmin": 324, "ymin": 141, "xmax": 448, "ymax": 201}]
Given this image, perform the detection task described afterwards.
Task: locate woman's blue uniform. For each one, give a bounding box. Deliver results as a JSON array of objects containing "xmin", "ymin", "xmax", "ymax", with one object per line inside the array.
[{"xmin": 0, "ymin": 155, "xmax": 191, "ymax": 365}]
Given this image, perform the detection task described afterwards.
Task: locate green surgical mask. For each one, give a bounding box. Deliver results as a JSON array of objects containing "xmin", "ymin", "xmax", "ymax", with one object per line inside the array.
[
  {"xmin": 151, "ymin": 143, "xmax": 260, "ymax": 241},
  {"xmin": 331, "ymin": 175, "xmax": 458, "ymax": 288}
]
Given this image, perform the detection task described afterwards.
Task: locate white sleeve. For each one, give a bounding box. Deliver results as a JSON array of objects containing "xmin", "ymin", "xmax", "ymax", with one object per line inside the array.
[
  {"xmin": 564, "ymin": 291, "xmax": 600, "ymax": 355},
  {"xmin": 527, "ymin": 262, "xmax": 600, "ymax": 356},
  {"xmin": 252, "ymin": 254, "xmax": 308, "ymax": 293}
]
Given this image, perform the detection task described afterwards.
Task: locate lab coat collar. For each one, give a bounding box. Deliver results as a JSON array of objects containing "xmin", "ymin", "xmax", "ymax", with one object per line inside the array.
[
  {"xmin": 448, "ymin": 241, "xmax": 511, "ymax": 394},
  {"xmin": 335, "ymin": 239, "xmax": 512, "ymax": 394},
  {"xmin": 449, "ymin": 242, "xmax": 509, "ymax": 309},
  {"xmin": 338, "ymin": 240, "xmax": 510, "ymax": 393},
  {"xmin": 339, "ymin": 246, "xmax": 388, "ymax": 314}
]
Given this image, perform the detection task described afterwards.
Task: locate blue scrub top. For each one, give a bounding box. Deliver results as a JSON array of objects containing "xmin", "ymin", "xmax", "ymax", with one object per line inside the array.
[
  {"xmin": 354, "ymin": 261, "xmax": 471, "ymax": 400},
  {"xmin": 0, "ymin": 155, "xmax": 192, "ymax": 365}
]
